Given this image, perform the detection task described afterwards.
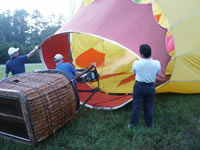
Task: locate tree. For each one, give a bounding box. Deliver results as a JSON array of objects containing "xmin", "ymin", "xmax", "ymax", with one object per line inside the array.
[
  {"xmin": 11, "ymin": 9, "xmax": 29, "ymax": 45},
  {"xmin": 0, "ymin": 10, "xmax": 12, "ymax": 42},
  {"xmin": 0, "ymin": 9, "xmax": 67, "ymax": 64}
]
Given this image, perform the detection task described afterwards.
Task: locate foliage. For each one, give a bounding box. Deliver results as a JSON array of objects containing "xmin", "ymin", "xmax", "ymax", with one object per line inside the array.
[
  {"xmin": 0, "ymin": 9, "xmax": 66, "ymax": 64},
  {"xmin": 0, "ymin": 64, "xmax": 199, "ymax": 150}
]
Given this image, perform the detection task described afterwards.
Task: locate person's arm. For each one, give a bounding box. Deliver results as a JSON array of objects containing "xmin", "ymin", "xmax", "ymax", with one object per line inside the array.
[
  {"xmin": 156, "ymin": 61, "xmax": 161, "ymax": 75},
  {"xmin": 27, "ymin": 45, "xmax": 39, "ymax": 58},
  {"xmin": 74, "ymin": 69, "xmax": 79, "ymax": 76},
  {"xmin": 4, "ymin": 63, "xmax": 10, "ymax": 79},
  {"xmin": 132, "ymin": 61, "xmax": 137, "ymax": 74},
  {"xmin": 70, "ymin": 64, "xmax": 78, "ymax": 76}
]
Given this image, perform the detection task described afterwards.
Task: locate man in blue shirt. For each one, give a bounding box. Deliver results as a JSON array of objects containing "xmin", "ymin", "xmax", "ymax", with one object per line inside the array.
[
  {"xmin": 54, "ymin": 54, "xmax": 77, "ymax": 80},
  {"xmin": 129, "ymin": 44, "xmax": 161, "ymax": 128},
  {"xmin": 4, "ymin": 46, "xmax": 39, "ymax": 78}
]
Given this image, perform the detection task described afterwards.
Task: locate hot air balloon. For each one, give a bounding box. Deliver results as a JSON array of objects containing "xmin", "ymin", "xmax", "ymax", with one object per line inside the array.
[{"xmin": 40, "ymin": 0, "xmax": 200, "ymax": 109}]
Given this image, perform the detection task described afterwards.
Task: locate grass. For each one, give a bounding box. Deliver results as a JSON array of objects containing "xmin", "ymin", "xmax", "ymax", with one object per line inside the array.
[
  {"xmin": 0, "ymin": 64, "xmax": 200, "ymax": 150},
  {"xmin": 0, "ymin": 63, "xmax": 45, "ymax": 79}
]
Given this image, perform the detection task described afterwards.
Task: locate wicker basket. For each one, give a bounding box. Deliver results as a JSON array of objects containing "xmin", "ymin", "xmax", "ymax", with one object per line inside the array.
[{"xmin": 0, "ymin": 70, "xmax": 79, "ymax": 146}]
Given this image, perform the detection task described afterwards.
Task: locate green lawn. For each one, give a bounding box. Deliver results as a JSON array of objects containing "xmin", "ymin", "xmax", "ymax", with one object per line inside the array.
[
  {"xmin": 0, "ymin": 64, "xmax": 200, "ymax": 150},
  {"xmin": 0, "ymin": 63, "xmax": 45, "ymax": 79}
]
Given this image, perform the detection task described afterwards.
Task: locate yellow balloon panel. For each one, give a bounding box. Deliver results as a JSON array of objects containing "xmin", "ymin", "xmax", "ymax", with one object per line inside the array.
[
  {"xmin": 71, "ymin": 33, "xmax": 138, "ymax": 94},
  {"xmin": 71, "ymin": 33, "xmax": 103, "ymax": 63},
  {"xmin": 156, "ymin": 81, "xmax": 200, "ymax": 94},
  {"xmin": 165, "ymin": 57, "xmax": 174, "ymax": 77},
  {"xmin": 152, "ymin": 2, "xmax": 169, "ymax": 28},
  {"xmin": 170, "ymin": 52, "xmax": 200, "ymax": 81},
  {"xmin": 172, "ymin": 12, "xmax": 200, "ymax": 56},
  {"xmin": 155, "ymin": 0, "xmax": 200, "ymax": 25}
]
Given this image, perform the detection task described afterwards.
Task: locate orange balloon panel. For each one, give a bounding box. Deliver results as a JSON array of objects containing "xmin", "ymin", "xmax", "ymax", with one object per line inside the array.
[{"xmin": 76, "ymin": 48, "xmax": 105, "ymax": 68}]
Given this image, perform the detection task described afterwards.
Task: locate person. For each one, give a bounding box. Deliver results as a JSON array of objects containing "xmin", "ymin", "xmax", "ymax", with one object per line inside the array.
[
  {"xmin": 128, "ymin": 44, "xmax": 161, "ymax": 128},
  {"xmin": 54, "ymin": 54, "xmax": 77, "ymax": 80},
  {"xmin": 4, "ymin": 45, "xmax": 39, "ymax": 78}
]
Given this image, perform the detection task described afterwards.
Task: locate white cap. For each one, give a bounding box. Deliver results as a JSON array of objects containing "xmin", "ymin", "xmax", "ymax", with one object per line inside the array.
[
  {"xmin": 8, "ymin": 47, "xmax": 19, "ymax": 56},
  {"xmin": 54, "ymin": 54, "xmax": 64, "ymax": 62}
]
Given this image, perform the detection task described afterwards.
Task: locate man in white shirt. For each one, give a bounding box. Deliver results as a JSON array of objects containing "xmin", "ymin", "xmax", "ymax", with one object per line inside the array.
[{"xmin": 129, "ymin": 44, "xmax": 161, "ymax": 128}]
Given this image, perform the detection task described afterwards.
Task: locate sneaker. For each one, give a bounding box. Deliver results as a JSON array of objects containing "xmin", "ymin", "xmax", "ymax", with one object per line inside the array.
[{"xmin": 128, "ymin": 124, "xmax": 136, "ymax": 128}]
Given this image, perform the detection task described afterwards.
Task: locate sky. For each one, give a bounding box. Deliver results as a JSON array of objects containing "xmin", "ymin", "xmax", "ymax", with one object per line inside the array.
[{"xmin": 0, "ymin": 0, "xmax": 84, "ymax": 18}]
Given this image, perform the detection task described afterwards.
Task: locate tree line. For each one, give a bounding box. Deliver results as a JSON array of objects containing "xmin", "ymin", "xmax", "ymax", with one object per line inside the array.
[{"xmin": 0, "ymin": 9, "xmax": 67, "ymax": 64}]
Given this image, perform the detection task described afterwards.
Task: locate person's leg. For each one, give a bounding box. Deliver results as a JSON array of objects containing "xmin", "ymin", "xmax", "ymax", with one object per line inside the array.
[
  {"xmin": 130, "ymin": 83, "xmax": 143, "ymax": 126},
  {"xmin": 143, "ymin": 86, "xmax": 155, "ymax": 128}
]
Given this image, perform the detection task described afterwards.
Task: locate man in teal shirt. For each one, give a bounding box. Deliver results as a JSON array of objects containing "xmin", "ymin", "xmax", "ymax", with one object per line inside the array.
[{"xmin": 54, "ymin": 54, "xmax": 77, "ymax": 80}]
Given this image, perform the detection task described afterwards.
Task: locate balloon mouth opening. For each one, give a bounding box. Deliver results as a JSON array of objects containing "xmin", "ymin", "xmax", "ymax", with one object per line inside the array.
[
  {"xmin": 41, "ymin": 31, "xmax": 170, "ymax": 94},
  {"xmin": 41, "ymin": 0, "xmax": 174, "ymax": 93}
]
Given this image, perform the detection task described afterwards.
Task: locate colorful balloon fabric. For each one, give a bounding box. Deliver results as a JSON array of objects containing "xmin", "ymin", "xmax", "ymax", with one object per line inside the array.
[{"xmin": 40, "ymin": 0, "xmax": 200, "ymax": 109}]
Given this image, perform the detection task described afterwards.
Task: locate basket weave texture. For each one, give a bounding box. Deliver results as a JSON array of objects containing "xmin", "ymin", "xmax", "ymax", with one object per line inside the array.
[{"xmin": 0, "ymin": 72, "xmax": 76, "ymax": 143}]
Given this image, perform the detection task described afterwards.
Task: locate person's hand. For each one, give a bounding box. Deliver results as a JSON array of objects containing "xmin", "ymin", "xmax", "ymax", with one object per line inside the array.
[
  {"xmin": 34, "ymin": 45, "xmax": 40, "ymax": 50},
  {"xmin": 92, "ymin": 62, "xmax": 96, "ymax": 67}
]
